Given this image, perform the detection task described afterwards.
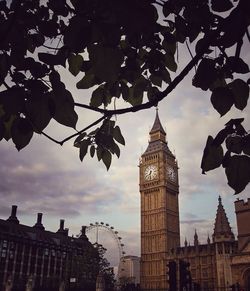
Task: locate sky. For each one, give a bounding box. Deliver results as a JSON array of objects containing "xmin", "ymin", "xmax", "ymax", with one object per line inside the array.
[{"xmin": 1, "ymin": 14, "xmax": 250, "ymax": 269}]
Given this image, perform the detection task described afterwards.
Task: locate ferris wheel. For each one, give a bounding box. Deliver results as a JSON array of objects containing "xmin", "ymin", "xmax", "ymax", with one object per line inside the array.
[{"xmin": 86, "ymin": 222, "xmax": 126, "ymax": 266}]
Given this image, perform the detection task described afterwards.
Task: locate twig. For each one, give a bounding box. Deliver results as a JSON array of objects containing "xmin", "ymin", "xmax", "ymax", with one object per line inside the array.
[{"xmin": 60, "ymin": 115, "xmax": 108, "ymax": 144}]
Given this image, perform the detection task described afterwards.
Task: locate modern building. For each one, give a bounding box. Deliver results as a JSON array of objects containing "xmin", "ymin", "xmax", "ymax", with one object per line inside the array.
[
  {"xmin": 118, "ymin": 255, "xmax": 140, "ymax": 285},
  {"xmin": 0, "ymin": 206, "xmax": 99, "ymax": 291},
  {"xmin": 139, "ymin": 110, "xmax": 250, "ymax": 290}
]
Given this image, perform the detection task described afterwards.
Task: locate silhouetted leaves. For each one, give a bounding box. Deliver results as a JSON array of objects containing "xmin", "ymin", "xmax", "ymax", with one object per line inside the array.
[
  {"xmin": 0, "ymin": 0, "xmax": 249, "ymax": 187},
  {"xmin": 26, "ymin": 93, "xmax": 53, "ymax": 133},
  {"xmin": 225, "ymin": 155, "xmax": 250, "ymax": 194},
  {"xmin": 89, "ymin": 45, "xmax": 123, "ymax": 82},
  {"xmin": 229, "ymin": 79, "xmax": 249, "ymax": 110},
  {"xmin": 211, "ymin": 0, "xmax": 233, "ymax": 12},
  {"xmin": 193, "ymin": 58, "xmax": 217, "ymax": 91},
  {"xmin": 77, "ymin": 73, "xmax": 97, "ymax": 89},
  {"xmin": 11, "ymin": 118, "xmax": 33, "ymax": 151},
  {"xmin": 113, "ymin": 126, "xmax": 125, "ymax": 146},
  {"xmin": 68, "ymin": 54, "xmax": 83, "ymax": 76},
  {"xmin": 201, "ymin": 136, "xmax": 223, "ymax": 173},
  {"xmin": 79, "ymin": 140, "xmax": 90, "ymax": 161},
  {"xmin": 210, "ymin": 87, "xmax": 234, "ymax": 116}
]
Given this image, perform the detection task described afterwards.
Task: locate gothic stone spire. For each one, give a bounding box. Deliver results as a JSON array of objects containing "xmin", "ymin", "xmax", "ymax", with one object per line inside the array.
[
  {"xmin": 213, "ymin": 196, "xmax": 235, "ymax": 242},
  {"xmin": 149, "ymin": 108, "xmax": 166, "ymax": 136}
]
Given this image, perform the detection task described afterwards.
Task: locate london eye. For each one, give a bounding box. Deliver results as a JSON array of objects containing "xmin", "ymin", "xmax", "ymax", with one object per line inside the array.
[{"xmin": 86, "ymin": 222, "xmax": 126, "ymax": 268}]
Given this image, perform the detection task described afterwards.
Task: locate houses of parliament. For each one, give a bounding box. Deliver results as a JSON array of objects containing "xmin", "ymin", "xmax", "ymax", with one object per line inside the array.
[{"xmin": 139, "ymin": 110, "xmax": 250, "ymax": 290}]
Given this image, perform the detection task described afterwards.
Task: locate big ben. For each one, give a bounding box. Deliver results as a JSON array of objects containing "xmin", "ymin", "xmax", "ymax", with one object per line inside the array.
[{"xmin": 140, "ymin": 109, "xmax": 180, "ymax": 290}]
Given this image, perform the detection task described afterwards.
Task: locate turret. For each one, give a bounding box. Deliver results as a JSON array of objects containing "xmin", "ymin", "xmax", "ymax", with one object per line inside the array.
[{"xmin": 213, "ymin": 196, "xmax": 234, "ymax": 243}]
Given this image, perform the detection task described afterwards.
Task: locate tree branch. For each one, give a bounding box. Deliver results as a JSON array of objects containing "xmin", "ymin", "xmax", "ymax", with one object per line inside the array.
[{"xmin": 75, "ymin": 34, "xmax": 212, "ymax": 116}]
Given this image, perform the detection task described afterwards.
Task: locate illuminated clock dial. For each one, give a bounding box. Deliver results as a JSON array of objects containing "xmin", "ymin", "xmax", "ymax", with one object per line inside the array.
[
  {"xmin": 144, "ymin": 165, "xmax": 158, "ymax": 181},
  {"xmin": 167, "ymin": 166, "xmax": 176, "ymax": 182}
]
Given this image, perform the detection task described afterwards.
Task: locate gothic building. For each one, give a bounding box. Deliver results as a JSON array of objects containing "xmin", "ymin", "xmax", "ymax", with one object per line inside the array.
[
  {"xmin": 139, "ymin": 109, "xmax": 180, "ymax": 290},
  {"xmin": 0, "ymin": 206, "xmax": 99, "ymax": 291},
  {"xmin": 140, "ymin": 110, "xmax": 250, "ymax": 290}
]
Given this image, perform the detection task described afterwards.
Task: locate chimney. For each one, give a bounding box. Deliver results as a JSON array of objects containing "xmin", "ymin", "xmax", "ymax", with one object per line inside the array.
[
  {"xmin": 57, "ymin": 219, "xmax": 66, "ymax": 235},
  {"xmin": 78, "ymin": 225, "xmax": 88, "ymax": 240},
  {"xmin": 33, "ymin": 213, "xmax": 45, "ymax": 230},
  {"xmin": 7, "ymin": 205, "xmax": 19, "ymax": 224}
]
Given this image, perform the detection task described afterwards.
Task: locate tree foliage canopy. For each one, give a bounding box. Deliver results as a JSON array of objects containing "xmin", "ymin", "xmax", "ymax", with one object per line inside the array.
[{"xmin": 0, "ymin": 0, "xmax": 249, "ymax": 193}]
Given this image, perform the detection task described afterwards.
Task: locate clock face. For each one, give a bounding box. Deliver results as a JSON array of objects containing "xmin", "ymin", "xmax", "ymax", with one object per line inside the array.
[
  {"xmin": 167, "ymin": 166, "xmax": 176, "ymax": 182},
  {"xmin": 144, "ymin": 165, "xmax": 158, "ymax": 181}
]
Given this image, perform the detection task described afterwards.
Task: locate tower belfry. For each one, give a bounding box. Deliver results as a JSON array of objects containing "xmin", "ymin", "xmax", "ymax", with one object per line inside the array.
[{"xmin": 139, "ymin": 110, "xmax": 180, "ymax": 290}]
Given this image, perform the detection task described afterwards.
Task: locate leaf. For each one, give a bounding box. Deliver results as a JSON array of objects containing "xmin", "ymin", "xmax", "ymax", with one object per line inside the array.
[
  {"xmin": 147, "ymin": 86, "xmax": 160, "ymax": 102},
  {"xmin": 121, "ymin": 82, "xmax": 129, "ymax": 101},
  {"xmin": 89, "ymin": 45, "xmax": 123, "ymax": 82},
  {"xmin": 193, "ymin": 58, "xmax": 217, "ymax": 91},
  {"xmin": 76, "ymin": 73, "xmax": 97, "ymax": 89},
  {"xmin": 201, "ymin": 135, "xmax": 224, "ymax": 173},
  {"xmin": 79, "ymin": 140, "xmax": 90, "ymax": 161},
  {"xmin": 226, "ymin": 57, "xmax": 249, "ymax": 74},
  {"xmin": 161, "ymin": 69, "xmax": 171, "ymax": 84},
  {"xmin": 113, "ymin": 126, "xmax": 125, "ymax": 145},
  {"xmin": 74, "ymin": 132, "xmax": 86, "ymax": 147},
  {"xmin": 90, "ymin": 145, "xmax": 95, "ymax": 158},
  {"xmin": 38, "ymin": 53, "xmax": 63, "ymax": 66},
  {"xmin": 64, "ymin": 16, "xmax": 91, "ymax": 52},
  {"xmin": 51, "ymin": 89, "xmax": 78, "ymax": 128},
  {"xmin": 211, "ymin": 0, "xmax": 233, "ymax": 12},
  {"xmin": 26, "ymin": 92, "xmax": 52, "ymax": 133},
  {"xmin": 90, "ymin": 87, "xmax": 105, "ymax": 107},
  {"xmin": 210, "ymin": 87, "xmax": 234, "ymax": 116},
  {"xmin": 213, "ymin": 127, "xmax": 233, "ymax": 146},
  {"xmin": 164, "ymin": 53, "xmax": 177, "ymax": 72},
  {"xmin": 110, "ymin": 142, "xmax": 120, "ymax": 158},
  {"xmin": 228, "ymin": 79, "xmax": 249, "ymax": 111},
  {"xmin": 0, "ymin": 118, "xmax": 4, "ymax": 141},
  {"xmin": 0, "ymin": 53, "xmax": 9, "ymax": 85},
  {"xmin": 97, "ymin": 146, "xmax": 104, "ymax": 161},
  {"xmin": 102, "ymin": 149, "xmax": 112, "ymax": 170},
  {"xmin": 150, "ymin": 74, "xmax": 162, "ymax": 87},
  {"xmin": 68, "ymin": 54, "xmax": 83, "ymax": 76},
  {"xmin": 225, "ymin": 155, "xmax": 250, "ymax": 194},
  {"xmin": 242, "ymin": 135, "xmax": 250, "ymax": 156},
  {"xmin": 3, "ymin": 115, "xmax": 16, "ymax": 141},
  {"xmin": 226, "ymin": 136, "xmax": 243, "ymax": 154},
  {"xmin": 11, "ymin": 118, "xmax": 33, "ymax": 151}
]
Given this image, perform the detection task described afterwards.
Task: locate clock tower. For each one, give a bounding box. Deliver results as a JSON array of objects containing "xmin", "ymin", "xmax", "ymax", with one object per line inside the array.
[{"xmin": 139, "ymin": 110, "xmax": 180, "ymax": 290}]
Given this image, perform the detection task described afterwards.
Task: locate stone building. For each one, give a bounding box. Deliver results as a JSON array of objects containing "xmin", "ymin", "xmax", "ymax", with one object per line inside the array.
[
  {"xmin": 139, "ymin": 110, "xmax": 250, "ymax": 290},
  {"xmin": 0, "ymin": 205, "xmax": 99, "ymax": 291}
]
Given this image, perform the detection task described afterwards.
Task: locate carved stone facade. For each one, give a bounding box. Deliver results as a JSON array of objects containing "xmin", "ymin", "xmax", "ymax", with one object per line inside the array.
[
  {"xmin": 140, "ymin": 111, "xmax": 250, "ymax": 290},
  {"xmin": 0, "ymin": 206, "xmax": 99, "ymax": 291}
]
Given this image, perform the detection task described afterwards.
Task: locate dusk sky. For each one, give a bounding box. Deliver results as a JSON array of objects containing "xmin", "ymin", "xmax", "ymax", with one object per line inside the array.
[{"xmin": 0, "ymin": 37, "xmax": 249, "ymax": 268}]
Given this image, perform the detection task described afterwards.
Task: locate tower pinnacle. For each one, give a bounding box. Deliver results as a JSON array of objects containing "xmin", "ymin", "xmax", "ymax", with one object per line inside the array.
[
  {"xmin": 150, "ymin": 108, "xmax": 166, "ymax": 135},
  {"xmin": 213, "ymin": 196, "xmax": 234, "ymax": 242}
]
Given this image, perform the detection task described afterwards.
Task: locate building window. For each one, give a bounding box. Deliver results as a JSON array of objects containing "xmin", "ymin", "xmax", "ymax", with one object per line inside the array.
[
  {"xmin": 2, "ymin": 240, "xmax": 8, "ymax": 248},
  {"xmin": 202, "ymin": 268, "xmax": 208, "ymax": 278},
  {"xmin": 51, "ymin": 249, "xmax": 56, "ymax": 257},
  {"xmin": 1, "ymin": 249, "xmax": 7, "ymax": 258},
  {"xmin": 44, "ymin": 248, "xmax": 49, "ymax": 256},
  {"xmin": 218, "ymin": 244, "xmax": 223, "ymax": 254},
  {"xmin": 201, "ymin": 257, "xmax": 207, "ymax": 264},
  {"xmin": 9, "ymin": 250, "xmax": 14, "ymax": 260},
  {"xmin": 225, "ymin": 244, "xmax": 230, "ymax": 254}
]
